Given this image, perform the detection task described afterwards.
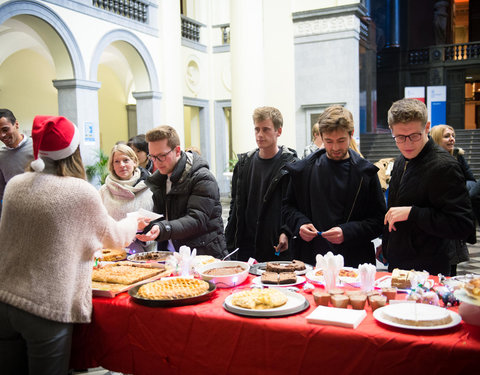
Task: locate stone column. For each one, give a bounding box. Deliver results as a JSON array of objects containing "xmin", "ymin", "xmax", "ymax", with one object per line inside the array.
[
  {"xmin": 132, "ymin": 91, "xmax": 162, "ymax": 134},
  {"xmin": 158, "ymin": 0, "xmax": 184, "ymax": 144},
  {"xmin": 229, "ymin": 0, "xmax": 264, "ymax": 154},
  {"xmin": 53, "ymin": 79, "xmax": 101, "ymax": 167}
]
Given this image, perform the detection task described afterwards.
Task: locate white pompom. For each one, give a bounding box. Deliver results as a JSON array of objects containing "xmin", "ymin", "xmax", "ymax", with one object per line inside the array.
[{"xmin": 31, "ymin": 158, "xmax": 45, "ymax": 172}]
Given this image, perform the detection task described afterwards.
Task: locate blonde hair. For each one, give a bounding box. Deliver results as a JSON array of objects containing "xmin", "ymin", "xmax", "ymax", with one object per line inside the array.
[
  {"xmin": 252, "ymin": 106, "xmax": 283, "ymax": 130},
  {"xmin": 311, "ymin": 122, "xmax": 320, "ymax": 139},
  {"xmin": 430, "ymin": 124, "xmax": 454, "ymax": 155},
  {"xmin": 28, "ymin": 147, "xmax": 86, "ymax": 180},
  {"xmin": 317, "ymin": 105, "xmax": 354, "ymax": 136},
  {"xmin": 388, "ymin": 98, "xmax": 428, "ymax": 128},
  {"xmin": 349, "ymin": 137, "xmax": 363, "ymax": 157},
  {"xmin": 108, "ymin": 144, "xmax": 138, "ymax": 177},
  {"xmin": 146, "ymin": 125, "xmax": 180, "ymax": 149}
]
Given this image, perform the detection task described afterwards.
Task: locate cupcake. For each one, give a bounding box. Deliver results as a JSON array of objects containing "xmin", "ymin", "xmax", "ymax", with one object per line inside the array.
[
  {"xmin": 350, "ymin": 294, "xmax": 367, "ymax": 310},
  {"xmin": 381, "ymin": 287, "xmax": 397, "ymax": 302},
  {"xmin": 331, "ymin": 294, "xmax": 349, "ymax": 308},
  {"xmin": 328, "ymin": 288, "xmax": 344, "ymax": 296},
  {"xmin": 366, "ymin": 290, "xmax": 381, "ymax": 305},
  {"xmin": 312, "ymin": 290, "xmax": 331, "ymax": 306},
  {"xmin": 370, "ymin": 295, "xmax": 387, "ymax": 311}
]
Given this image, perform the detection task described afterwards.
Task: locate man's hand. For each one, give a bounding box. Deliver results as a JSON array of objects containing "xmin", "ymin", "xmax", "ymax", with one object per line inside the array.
[
  {"xmin": 137, "ymin": 217, "xmax": 151, "ymax": 232},
  {"xmin": 136, "ymin": 224, "xmax": 160, "ymax": 242},
  {"xmin": 384, "ymin": 206, "xmax": 411, "ymax": 232},
  {"xmin": 274, "ymin": 233, "xmax": 289, "ymax": 253},
  {"xmin": 299, "ymin": 223, "xmax": 318, "ymax": 242},
  {"xmin": 322, "ymin": 227, "xmax": 344, "ymax": 244}
]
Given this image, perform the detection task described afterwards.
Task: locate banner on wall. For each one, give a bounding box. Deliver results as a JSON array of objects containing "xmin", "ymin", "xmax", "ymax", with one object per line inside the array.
[
  {"xmin": 404, "ymin": 86, "xmax": 425, "ymax": 103},
  {"xmin": 427, "ymin": 86, "xmax": 447, "ymax": 127}
]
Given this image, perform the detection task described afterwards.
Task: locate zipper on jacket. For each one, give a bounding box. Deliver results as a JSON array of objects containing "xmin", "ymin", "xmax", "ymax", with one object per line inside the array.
[{"xmin": 346, "ymin": 177, "xmax": 363, "ymax": 223}]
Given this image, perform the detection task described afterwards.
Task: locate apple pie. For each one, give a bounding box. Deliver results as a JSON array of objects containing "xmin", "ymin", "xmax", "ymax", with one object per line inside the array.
[
  {"xmin": 137, "ymin": 277, "xmax": 210, "ymax": 300},
  {"xmin": 92, "ymin": 263, "xmax": 163, "ymax": 285}
]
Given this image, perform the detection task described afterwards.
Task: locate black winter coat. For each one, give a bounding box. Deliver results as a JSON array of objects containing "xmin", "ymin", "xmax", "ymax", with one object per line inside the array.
[
  {"xmin": 282, "ymin": 149, "xmax": 386, "ymax": 267},
  {"xmin": 145, "ymin": 151, "xmax": 227, "ymax": 258},
  {"xmin": 383, "ymin": 138, "xmax": 475, "ymax": 275},
  {"xmin": 225, "ymin": 146, "xmax": 298, "ymax": 261}
]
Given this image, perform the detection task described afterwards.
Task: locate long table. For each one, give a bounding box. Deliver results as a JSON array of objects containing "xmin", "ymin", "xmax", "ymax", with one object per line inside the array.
[{"xmin": 70, "ymin": 273, "xmax": 480, "ymax": 374}]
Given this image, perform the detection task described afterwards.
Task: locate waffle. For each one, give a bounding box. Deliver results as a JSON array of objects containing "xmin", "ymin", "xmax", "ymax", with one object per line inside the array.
[
  {"xmin": 137, "ymin": 278, "xmax": 210, "ymax": 300},
  {"xmin": 92, "ymin": 263, "xmax": 162, "ymax": 285},
  {"xmin": 231, "ymin": 288, "xmax": 288, "ymax": 310}
]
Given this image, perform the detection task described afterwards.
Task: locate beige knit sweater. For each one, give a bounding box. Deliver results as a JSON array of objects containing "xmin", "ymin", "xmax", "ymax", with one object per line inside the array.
[{"xmin": 0, "ymin": 171, "xmax": 137, "ymax": 323}]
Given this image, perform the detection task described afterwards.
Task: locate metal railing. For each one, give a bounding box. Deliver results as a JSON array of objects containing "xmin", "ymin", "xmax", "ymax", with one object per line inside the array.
[
  {"xmin": 407, "ymin": 42, "xmax": 480, "ymax": 65},
  {"xmin": 92, "ymin": 0, "xmax": 148, "ymax": 23}
]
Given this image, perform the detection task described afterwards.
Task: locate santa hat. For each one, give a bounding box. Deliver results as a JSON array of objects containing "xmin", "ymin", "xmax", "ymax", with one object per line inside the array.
[{"xmin": 31, "ymin": 116, "xmax": 80, "ymax": 172}]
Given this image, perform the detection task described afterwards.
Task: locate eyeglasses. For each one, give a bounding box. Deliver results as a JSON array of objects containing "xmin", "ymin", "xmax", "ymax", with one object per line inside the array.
[
  {"xmin": 148, "ymin": 148, "xmax": 174, "ymax": 162},
  {"xmin": 392, "ymin": 132, "xmax": 423, "ymax": 144}
]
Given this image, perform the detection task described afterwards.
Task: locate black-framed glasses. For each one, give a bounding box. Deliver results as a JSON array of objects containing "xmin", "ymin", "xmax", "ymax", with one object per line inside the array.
[
  {"xmin": 148, "ymin": 148, "xmax": 174, "ymax": 162},
  {"xmin": 392, "ymin": 132, "xmax": 423, "ymax": 144}
]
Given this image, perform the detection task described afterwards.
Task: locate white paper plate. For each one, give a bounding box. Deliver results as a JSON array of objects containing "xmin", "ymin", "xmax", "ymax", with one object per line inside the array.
[
  {"xmin": 373, "ymin": 304, "xmax": 462, "ymax": 330},
  {"xmin": 454, "ymin": 289, "xmax": 480, "ymax": 307},
  {"xmin": 306, "ymin": 267, "xmax": 360, "ymax": 286},
  {"xmin": 252, "ymin": 275, "xmax": 306, "ymax": 287},
  {"xmin": 223, "ymin": 289, "xmax": 309, "ymax": 317}
]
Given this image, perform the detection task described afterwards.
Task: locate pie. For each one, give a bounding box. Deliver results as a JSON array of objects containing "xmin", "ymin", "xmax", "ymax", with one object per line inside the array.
[
  {"xmin": 381, "ymin": 303, "xmax": 452, "ymax": 327},
  {"xmin": 92, "ymin": 263, "xmax": 163, "ymax": 285},
  {"xmin": 137, "ymin": 277, "xmax": 210, "ymax": 300},
  {"xmin": 230, "ymin": 288, "xmax": 288, "ymax": 310},
  {"xmin": 465, "ymin": 277, "xmax": 480, "ymax": 298},
  {"xmin": 99, "ymin": 248, "xmax": 127, "ymax": 261}
]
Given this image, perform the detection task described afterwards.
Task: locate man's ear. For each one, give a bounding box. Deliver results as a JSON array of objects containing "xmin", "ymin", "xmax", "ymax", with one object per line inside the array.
[
  {"xmin": 277, "ymin": 127, "xmax": 282, "ymax": 137},
  {"xmin": 425, "ymin": 121, "xmax": 431, "ymax": 133}
]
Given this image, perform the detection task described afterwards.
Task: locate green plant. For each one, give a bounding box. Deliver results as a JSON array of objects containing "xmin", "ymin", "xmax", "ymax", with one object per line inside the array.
[
  {"xmin": 86, "ymin": 149, "xmax": 109, "ymax": 185},
  {"xmin": 228, "ymin": 156, "xmax": 238, "ymax": 172}
]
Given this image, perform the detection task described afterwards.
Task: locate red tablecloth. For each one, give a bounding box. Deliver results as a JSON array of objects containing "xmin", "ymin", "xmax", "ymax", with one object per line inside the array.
[{"xmin": 71, "ymin": 273, "xmax": 480, "ymax": 375}]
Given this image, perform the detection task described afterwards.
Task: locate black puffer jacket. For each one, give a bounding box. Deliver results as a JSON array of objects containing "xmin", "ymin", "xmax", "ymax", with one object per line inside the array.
[
  {"xmin": 282, "ymin": 149, "xmax": 386, "ymax": 267},
  {"xmin": 383, "ymin": 138, "xmax": 475, "ymax": 275},
  {"xmin": 225, "ymin": 146, "xmax": 298, "ymax": 261},
  {"xmin": 145, "ymin": 151, "xmax": 227, "ymax": 258}
]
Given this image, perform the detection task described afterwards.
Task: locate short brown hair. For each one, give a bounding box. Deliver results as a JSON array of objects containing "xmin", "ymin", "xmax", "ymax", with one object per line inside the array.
[
  {"xmin": 108, "ymin": 144, "xmax": 138, "ymax": 177},
  {"xmin": 388, "ymin": 98, "xmax": 428, "ymax": 128},
  {"xmin": 252, "ymin": 106, "xmax": 283, "ymax": 130},
  {"xmin": 146, "ymin": 125, "xmax": 180, "ymax": 149},
  {"xmin": 317, "ymin": 105, "xmax": 354, "ymax": 135}
]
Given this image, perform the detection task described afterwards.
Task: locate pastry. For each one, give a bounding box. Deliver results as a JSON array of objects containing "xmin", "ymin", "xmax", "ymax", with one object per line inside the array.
[
  {"xmin": 331, "ymin": 295, "xmax": 349, "ymax": 308},
  {"xmin": 99, "ymin": 248, "xmax": 127, "ymax": 262},
  {"xmin": 291, "ymin": 260, "xmax": 306, "ymax": 271},
  {"xmin": 391, "ymin": 268, "xmax": 415, "ymax": 289},
  {"xmin": 350, "ymin": 294, "xmax": 367, "ymax": 310},
  {"xmin": 381, "ymin": 287, "xmax": 397, "ymax": 302},
  {"xmin": 137, "ymin": 277, "xmax": 210, "ymax": 300},
  {"xmin": 465, "ymin": 277, "xmax": 480, "ymax": 298},
  {"xmin": 369, "ymin": 295, "xmax": 387, "ymax": 311},
  {"xmin": 230, "ymin": 288, "xmax": 288, "ymax": 310},
  {"xmin": 278, "ymin": 272, "xmax": 297, "ymax": 284},
  {"xmin": 266, "ymin": 262, "xmax": 295, "ymax": 273},
  {"xmin": 92, "ymin": 263, "xmax": 163, "ymax": 285},
  {"xmin": 381, "ymin": 303, "xmax": 452, "ymax": 327},
  {"xmin": 312, "ymin": 290, "xmax": 330, "ymax": 306}
]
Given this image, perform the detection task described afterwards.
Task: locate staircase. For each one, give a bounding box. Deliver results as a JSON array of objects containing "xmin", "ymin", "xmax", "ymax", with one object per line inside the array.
[{"xmin": 360, "ymin": 129, "xmax": 480, "ymax": 179}]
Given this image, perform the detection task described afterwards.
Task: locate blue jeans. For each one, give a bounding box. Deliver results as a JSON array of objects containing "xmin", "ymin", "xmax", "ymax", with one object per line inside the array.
[{"xmin": 0, "ymin": 301, "xmax": 73, "ymax": 375}]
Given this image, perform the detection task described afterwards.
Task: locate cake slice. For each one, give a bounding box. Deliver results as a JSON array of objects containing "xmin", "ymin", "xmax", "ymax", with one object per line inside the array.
[
  {"xmin": 261, "ymin": 271, "xmax": 279, "ymax": 284},
  {"xmin": 278, "ymin": 272, "xmax": 297, "ymax": 284},
  {"xmin": 266, "ymin": 262, "xmax": 295, "ymax": 273}
]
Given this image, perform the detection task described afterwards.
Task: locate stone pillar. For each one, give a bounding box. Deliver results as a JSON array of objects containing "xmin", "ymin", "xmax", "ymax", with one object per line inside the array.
[
  {"xmin": 132, "ymin": 91, "xmax": 162, "ymax": 134},
  {"xmin": 53, "ymin": 79, "xmax": 101, "ymax": 167},
  {"xmin": 229, "ymin": 0, "xmax": 264, "ymax": 154},
  {"xmin": 158, "ymin": 0, "xmax": 184, "ymax": 144}
]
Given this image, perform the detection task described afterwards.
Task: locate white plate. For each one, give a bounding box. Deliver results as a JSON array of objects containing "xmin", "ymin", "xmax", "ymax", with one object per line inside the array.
[
  {"xmin": 373, "ymin": 304, "xmax": 462, "ymax": 330},
  {"xmin": 252, "ymin": 275, "xmax": 306, "ymax": 287},
  {"xmin": 454, "ymin": 289, "xmax": 480, "ymax": 307},
  {"xmin": 306, "ymin": 267, "xmax": 360, "ymax": 286},
  {"xmin": 223, "ymin": 289, "xmax": 309, "ymax": 317}
]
